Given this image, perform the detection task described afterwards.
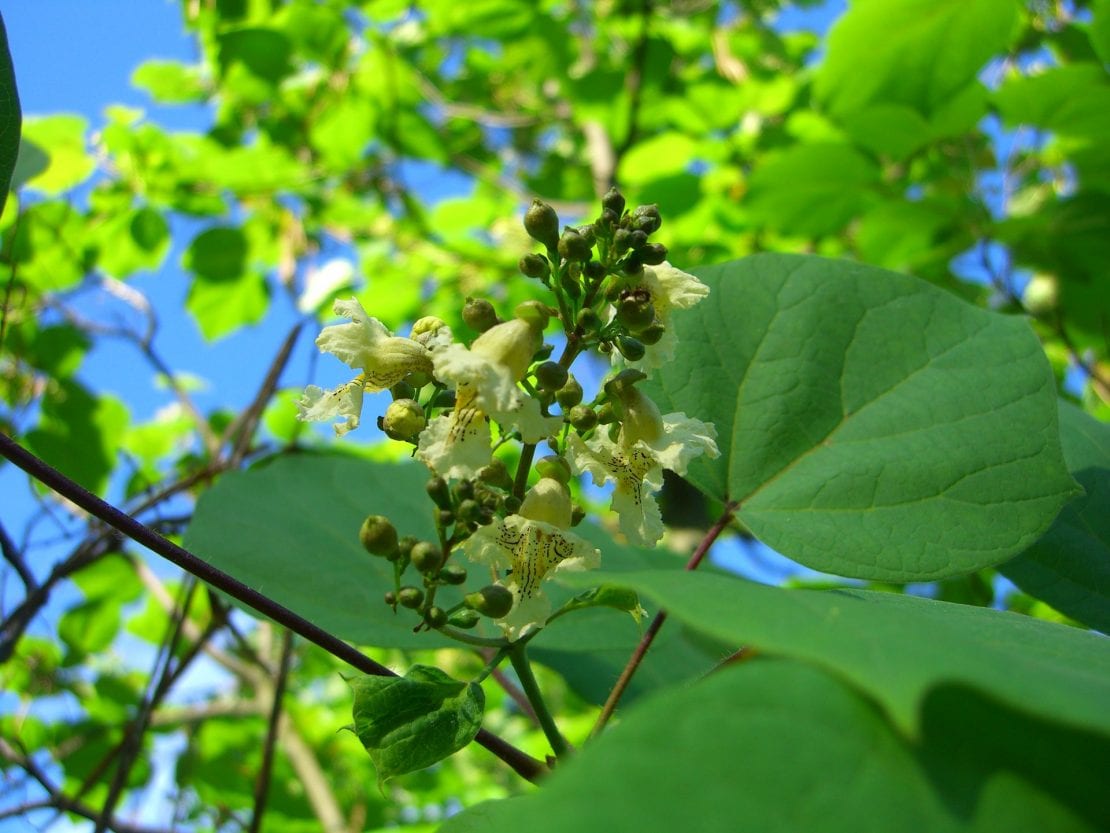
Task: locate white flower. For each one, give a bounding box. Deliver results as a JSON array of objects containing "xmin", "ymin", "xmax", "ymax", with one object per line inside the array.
[
  {"xmin": 567, "ymin": 387, "xmax": 718, "ymax": 545},
  {"xmin": 297, "ymin": 298, "xmax": 435, "ymax": 436},
  {"xmin": 613, "ymin": 262, "xmax": 708, "ymax": 369},
  {"xmin": 416, "ymin": 318, "xmax": 561, "ymax": 478},
  {"xmin": 462, "ymin": 478, "xmax": 600, "ymax": 640}
]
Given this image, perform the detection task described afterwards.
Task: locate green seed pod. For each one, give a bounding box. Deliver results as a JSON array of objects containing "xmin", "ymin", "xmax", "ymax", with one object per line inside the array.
[
  {"xmin": 426, "ymin": 476, "xmax": 452, "ymax": 509},
  {"xmin": 558, "ymin": 227, "xmax": 592, "ymax": 262},
  {"xmin": 556, "ymin": 375, "xmax": 583, "ymax": 409},
  {"xmin": 631, "ymin": 204, "xmax": 662, "ymax": 234},
  {"xmin": 524, "ymin": 199, "xmax": 560, "ymax": 250},
  {"xmin": 638, "ymin": 322, "xmax": 665, "ymax": 345},
  {"xmin": 462, "ymin": 297, "xmax": 500, "ymax": 333},
  {"xmin": 602, "ymin": 186, "xmax": 626, "ymax": 217},
  {"xmin": 448, "ymin": 609, "xmax": 481, "ymax": 629},
  {"xmin": 465, "ymin": 584, "xmax": 514, "ymax": 619},
  {"xmin": 411, "ymin": 541, "xmax": 443, "ymax": 574},
  {"xmin": 534, "ymin": 361, "xmax": 569, "ymax": 392},
  {"xmin": 616, "ymin": 293, "xmax": 656, "ymax": 332},
  {"xmin": 519, "ymin": 253, "xmax": 550, "ymax": 280},
  {"xmin": 390, "ymin": 381, "xmax": 416, "ymax": 401},
  {"xmin": 641, "ymin": 242, "xmax": 667, "ymax": 265},
  {"xmin": 536, "ymin": 455, "xmax": 572, "ymax": 484},
  {"xmin": 439, "ymin": 563, "xmax": 468, "ymax": 585},
  {"xmin": 425, "ymin": 606, "xmax": 448, "ymax": 629},
  {"xmin": 359, "ymin": 515, "xmax": 399, "ymax": 557},
  {"xmin": 382, "ymin": 398, "xmax": 426, "ymax": 442},
  {"xmin": 568, "ymin": 404, "xmax": 598, "ymax": 432},
  {"xmin": 398, "ymin": 586, "xmax": 424, "ymax": 609},
  {"xmin": 596, "ymin": 402, "xmax": 617, "ymax": 424}
]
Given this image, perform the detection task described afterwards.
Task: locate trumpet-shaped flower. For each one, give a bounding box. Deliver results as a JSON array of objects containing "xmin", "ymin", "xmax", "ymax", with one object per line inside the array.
[
  {"xmin": 613, "ymin": 262, "xmax": 708, "ymax": 369},
  {"xmin": 417, "ymin": 318, "xmax": 562, "ymax": 478},
  {"xmin": 297, "ymin": 298, "xmax": 434, "ymax": 436},
  {"xmin": 567, "ymin": 387, "xmax": 718, "ymax": 545},
  {"xmin": 463, "ymin": 478, "xmax": 600, "ymax": 640}
]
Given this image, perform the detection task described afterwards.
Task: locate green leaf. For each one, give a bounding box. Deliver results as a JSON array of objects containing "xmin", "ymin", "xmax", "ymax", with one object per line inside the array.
[
  {"xmin": 131, "ymin": 59, "xmax": 207, "ymax": 103},
  {"xmin": 645, "ymin": 254, "xmax": 1078, "ymax": 581},
  {"xmin": 443, "ymin": 659, "xmax": 1107, "ymax": 833},
  {"xmin": 616, "ymin": 132, "xmax": 698, "ymax": 187},
  {"xmin": 186, "ymin": 268, "xmax": 269, "ymax": 340},
  {"xmin": 814, "ymin": 0, "xmax": 1019, "ymax": 120},
  {"xmin": 73, "ymin": 554, "xmax": 142, "ymax": 604},
  {"xmin": 58, "ymin": 598, "xmax": 122, "ymax": 659},
  {"xmin": 6, "ymin": 200, "xmax": 88, "ymax": 292},
  {"xmin": 217, "ymin": 27, "xmax": 292, "ymax": 84},
  {"xmin": 19, "ymin": 115, "xmax": 95, "ymax": 195},
  {"xmin": 1093, "ymin": 0, "xmax": 1110, "ymax": 64},
  {"xmin": 184, "ymin": 226, "xmax": 248, "ymax": 281},
  {"xmin": 95, "ymin": 207, "xmax": 171, "ymax": 279},
  {"xmin": 0, "ymin": 12, "xmax": 20, "ymax": 218},
  {"xmin": 1000, "ymin": 401, "xmax": 1110, "ymax": 632},
  {"xmin": 349, "ymin": 665, "xmax": 484, "ymax": 788},
  {"xmin": 556, "ymin": 569, "xmax": 1110, "ymax": 740},
  {"xmin": 994, "ymin": 64, "xmax": 1110, "ymax": 139},
  {"xmin": 745, "ymin": 144, "xmax": 880, "ymax": 237}
]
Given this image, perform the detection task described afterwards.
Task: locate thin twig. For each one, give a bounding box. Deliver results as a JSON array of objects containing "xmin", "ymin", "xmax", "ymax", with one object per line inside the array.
[
  {"xmin": 0, "ymin": 432, "xmax": 546, "ymax": 783},
  {"xmin": 0, "ymin": 518, "xmax": 36, "ymax": 590},
  {"xmin": 249, "ymin": 629, "xmax": 294, "ymax": 833},
  {"xmin": 590, "ymin": 500, "xmax": 738, "ymax": 739}
]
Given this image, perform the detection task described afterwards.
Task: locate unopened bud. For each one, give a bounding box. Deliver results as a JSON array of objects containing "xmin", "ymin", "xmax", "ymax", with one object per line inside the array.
[
  {"xmin": 558, "ymin": 228, "xmax": 592, "ymax": 262},
  {"xmin": 568, "ymin": 405, "xmax": 597, "ymax": 432},
  {"xmin": 424, "ymin": 606, "xmax": 448, "ymax": 628},
  {"xmin": 602, "ymin": 186, "xmax": 626, "ymax": 218},
  {"xmin": 524, "ymin": 200, "xmax": 560, "ymax": 250},
  {"xmin": 535, "ymin": 455, "xmax": 572, "ymax": 485},
  {"xmin": 535, "ymin": 361, "xmax": 569, "ymax": 392},
  {"xmin": 519, "ymin": 253, "xmax": 550, "ymax": 280},
  {"xmin": 641, "ymin": 242, "xmax": 667, "ymax": 265},
  {"xmin": 616, "ymin": 335, "xmax": 646, "ymax": 362},
  {"xmin": 448, "ymin": 608, "xmax": 481, "ymax": 629},
  {"xmin": 462, "ymin": 297, "xmax": 500, "ymax": 333},
  {"xmin": 585, "ymin": 260, "xmax": 606, "ymax": 280},
  {"xmin": 411, "ymin": 541, "xmax": 443, "ymax": 574},
  {"xmin": 576, "ymin": 308, "xmax": 601, "ymax": 332},
  {"xmin": 556, "ymin": 375, "xmax": 583, "ymax": 409},
  {"xmin": 631, "ymin": 204, "xmax": 662, "ymax": 234},
  {"xmin": 426, "ymin": 476, "xmax": 452, "ymax": 509},
  {"xmin": 596, "ymin": 402, "xmax": 617, "ymax": 424},
  {"xmin": 359, "ymin": 515, "xmax": 399, "ymax": 557},
  {"xmin": 616, "ymin": 292, "xmax": 655, "ymax": 332},
  {"xmin": 438, "ymin": 564, "xmax": 468, "ymax": 585},
  {"xmin": 478, "ymin": 460, "xmax": 513, "ymax": 489},
  {"xmin": 465, "ymin": 584, "xmax": 514, "ymax": 618},
  {"xmin": 398, "ymin": 586, "xmax": 424, "ymax": 609},
  {"xmin": 638, "ymin": 322, "xmax": 665, "ymax": 345},
  {"xmin": 613, "ymin": 227, "xmax": 633, "ymax": 254},
  {"xmin": 383, "ymin": 399, "xmax": 426, "ymax": 442}
]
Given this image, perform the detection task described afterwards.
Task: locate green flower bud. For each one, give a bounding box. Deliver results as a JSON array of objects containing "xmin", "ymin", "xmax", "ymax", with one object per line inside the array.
[
  {"xmin": 560, "ymin": 272, "xmax": 582, "ymax": 299},
  {"xmin": 638, "ymin": 322, "xmax": 665, "ymax": 345},
  {"xmin": 576, "ymin": 308, "xmax": 601, "ymax": 333},
  {"xmin": 503, "ymin": 494, "xmax": 522, "ymax": 514},
  {"xmin": 519, "ymin": 253, "xmax": 550, "ymax": 280},
  {"xmin": 465, "ymin": 584, "xmax": 514, "ymax": 619},
  {"xmin": 535, "ymin": 455, "xmax": 572, "ymax": 485},
  {"xmin": 411, "ymin": 316, "xmax": 450, "ymax": 344},
  {"xmin": 571, "ymin": 504, "xmax": 586, "ymax": 526},
  {"xmin": 478, "ymin": 460, "xmax": 513, "ymax": 490},
  {"xmin": 613, "ymin": 227, "xmax": 633, "ymax": 254},
  {"xmin": 622, "ymin": 252, "xmax": 644, "ymax": 275},
  {"xmin": 382, "ymin": 398, "xmax": 426, "ymax": 442},
  {"xmin": 534, "ymin": 361, "xmax": 569, "ymax": 392},
  {"xmin": 384, "ymin": 590, "xmax": 397, "ymax": 607},
  {"xmin": 448, "ymin": 608, "xmax": 481, "ymax": 629},
  {"xmin": 616, "ymin": 292, "xmax": 656, "ymax": 332},
  {"xmin": 390, "ymin": 381, "xmax": 416, "ymax": 401},
  {"xmin": 398, "ymin": 586, "xmax": 424, "ymax": 609},
  {"xmin": 568, "ymin": 404, "xmax": 598, "ymax": 432},
  {"xmin": 606, "ymin": 368, "xmax": 648, "ymax": 390},
  {"xmin": 520, "ymin": 476, "xmax": 573, "ymax": 526},
  {"xmin": 424, "ymin": 606, "xmax": 448, "ymax": 628},
  {"xmin": 462, "ymin": 297, "xmax": 500, "ymax": 333},
  {"xmin": 596, "ymin": 402, "xmax": 617, "ymax": 424},
  {"xmin": 576, "ymin": 224, "xmax": 597, "ymax": 248},
  {"xmin": 617, "ymin": 385, "xmax": 665, "ymax": 446},
  {"xmin": 457, "ymin": 498, "xmax": 482, "ymax": 524},
  {"xmin": 452, "ymin": 479, "xmax": 475, "ymax": 501},
  {"xmin": 397, "ymin": 536, "xmax": 418, "ymax": 559},
  {"xmin": 438, "ymin": 563, "xmax": 468, "ymax": 585},
  {"xmin": 1022, "ymin": 274, "xmax": 1058, "ymax": 316},
  {"xmin": 584, "ymin": 260, "xmax": 606, "ymax": 280},
  {"xmin": 411, "ymin": 541, "xmax": 443, "ymax": 574},
  {"xmin": 513, "ymin": 300, "xmax": 555, "ymax": 331},
  {"xmin": 524, "ymin": 199, "xmax": 560, "ymax": 250},
  {"xmin": 631, "ymin": 204, "xmax": 662, "ymax": 234},
  {"xmin": 437, "ymin": 508, "xmax": 455, "ymax": 528},
  {"xmin": 532, "ymin": 343, "xmax": 554, "ymax": 362},
  {"xmin": 359, "ymin": 515, "xmax": 399, "ymax": 557},
  {"xmin": 641, "ymin": 242, "xmax": 667, "ymax": 265},
  {"xmin": 629, "ymin": 229, "xmax": 649, "ymax": 250},
  {"xmin": 616, "ymin": 335, "xmax": 646, "ymax": 362},
  {"xmin": 598, "ymin": 208, "xmax": 619, "ymax": 230},
  {"xmin": 558, "ymin": 227, "xmax": 592, "ymax": 262},
  {"xmin": 556, "ymin": 375, "xmax": 583, "ymax": 408},
  {"xmin": 602, "ymin": 186, "xmax": 626, "ymax": 217},
  {"xmin": 426, "ymin": 476, "xmax": 452, "ymax": 509}
]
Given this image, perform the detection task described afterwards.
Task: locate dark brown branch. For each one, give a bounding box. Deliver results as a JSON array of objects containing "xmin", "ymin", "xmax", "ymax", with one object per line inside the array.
[
  {"xmin": 249, "ymin": 629, "xmax": 294, "ymax": 833},
  {"xmin": 0, "ymin": 518, "xmax": 36, "ymax": 590},
  {"xmin": 0, "ymin": 431, "xmax": 546, "ymax": 783},
  {"xmin": 590, "ymin": 500, "xmax": 738, "ymax": 738}
]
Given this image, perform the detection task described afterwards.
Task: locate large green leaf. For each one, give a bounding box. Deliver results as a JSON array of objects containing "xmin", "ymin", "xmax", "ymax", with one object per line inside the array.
[
  {"xmin": 814, "ymin": 0, "xmax": 1019, "ymax": 120},
  {"xmin": 349, "ymin": 665, "xmax": 484, "ymax": 788},
  {"xmin": 557, "ymin": 569, "xmax": 1110, "ymax": 740},
  {"xmin": 645, "ymin": 254, "xmax": 1078, "ymax": 581},
  {"xmin": 0, "ymin": 12, "xmax": 19, "ymax": 218},
  {"xmin": 1000, "ymin": 402, "xmax": 1110, "ymax": 632},
  {"xmin": 443, "ymin": 659, "xmax": 1107, "ymax": 833}
]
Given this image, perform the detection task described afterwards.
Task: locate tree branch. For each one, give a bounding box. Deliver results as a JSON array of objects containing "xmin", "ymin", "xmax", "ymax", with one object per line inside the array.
[
  {"xmin": 249, "ymin": 629, "xmax": 294, "ymax": 833},
  {"xmin": 0, "ymin": 431, "xmax": 546, "ymax": 783}
]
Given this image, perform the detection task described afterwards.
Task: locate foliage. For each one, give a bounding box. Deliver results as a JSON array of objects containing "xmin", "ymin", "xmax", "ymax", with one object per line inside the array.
[{"xmin": 1, "ymin": 1, "xmax": 1108, "ymax": 832}]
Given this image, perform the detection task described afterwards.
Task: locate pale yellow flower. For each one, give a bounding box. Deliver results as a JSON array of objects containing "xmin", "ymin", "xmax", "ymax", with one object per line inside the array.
[
  {"xmin": 463, "ymin": 478, "xmax": 599, "ymax": 640},
  {"xmin": 612, "ymin": 262, "xmax": 709, "ymax": 369}
]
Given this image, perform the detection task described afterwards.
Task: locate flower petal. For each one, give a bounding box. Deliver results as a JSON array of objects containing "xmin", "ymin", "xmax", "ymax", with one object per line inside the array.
[
  {"xmin": 296, "ymin": 379, "xmax": 365, "ymax": 436},
  {"xmin": 316, "ymin": 298, "xmax": 432, "ymax": 390},
  {"xmin": 652, "ymin": 261, "xmax": 709, "ymax": 311},
  {"xmin": 415, "ymin": 407, "xmax": 492, "ymax": 479},
  {"xmin": 650, "ymin": 413, "xmax": 719, "ymax": 474}
]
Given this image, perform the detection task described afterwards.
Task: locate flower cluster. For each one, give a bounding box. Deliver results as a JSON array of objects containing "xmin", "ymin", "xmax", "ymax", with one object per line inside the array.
[{"xmin": 297, "ymin": 188, "xmax": 717, "ymax": 640}]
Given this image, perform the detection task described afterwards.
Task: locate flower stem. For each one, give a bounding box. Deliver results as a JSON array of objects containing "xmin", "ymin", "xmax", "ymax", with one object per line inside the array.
[
  {"xmin": 509, "ymin": 643, "xmax": 569, "ymax": 759},
  {"xmin": 589, "ymin": 500, "xmax": 739, "ymax": 740}
]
